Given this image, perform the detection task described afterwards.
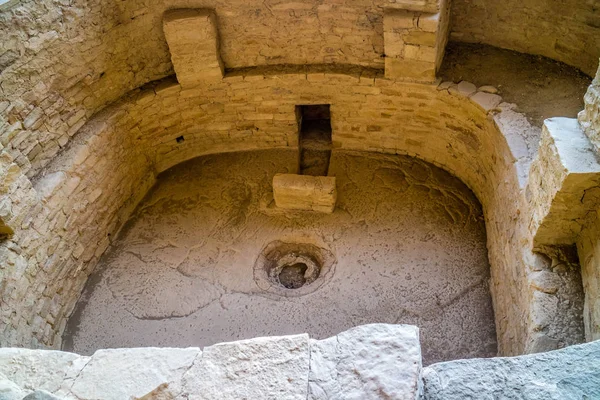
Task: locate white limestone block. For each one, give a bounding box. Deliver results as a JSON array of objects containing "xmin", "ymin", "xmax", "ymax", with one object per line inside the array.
[
  {"xmin": 0, "ymin": 349, "xmax": 86, "ymax": 395},
  {"xmin": 69, "ymin": 347, "xmax": 199, "ymax": 400},
  {"xmin": 181, "ymin": 334, "xmax": 310, "ymax": 400},
  {"xmin": 308, "ymin": 324, "xmax": 422, "ymax": 400},
  {"xmin": 273, "ymin": 174, "xmax": 337, "ymax": 213}
]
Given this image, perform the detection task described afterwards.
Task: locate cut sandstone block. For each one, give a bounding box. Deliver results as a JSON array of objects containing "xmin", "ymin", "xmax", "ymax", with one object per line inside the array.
[
  {"xmin": 273, "ymin": 174, "xmax": 337, "ymax": 213},
  {"xmin": 163, "ymin": 9, "xmax": 224, "ymax": 88},
  {"xmin": 528, "ymin": 117, "xmax": 600, "ymax": 246}
]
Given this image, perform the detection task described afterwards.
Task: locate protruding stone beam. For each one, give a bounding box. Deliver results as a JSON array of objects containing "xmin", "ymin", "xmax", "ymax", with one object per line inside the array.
[
  {"xmin": 273, "ymin": 174, "xmax": 337, "ymax": 213},
  {"xmin": 163, "ymin": 9, "xmax": 224, "ymax": 88},
  {"xmin": 528, "ymin": 117, "xmax": 600, "ymax": 247},
  {"xmin": 384, "ymin": 0, "xmax": 451, "ymax": 83}
]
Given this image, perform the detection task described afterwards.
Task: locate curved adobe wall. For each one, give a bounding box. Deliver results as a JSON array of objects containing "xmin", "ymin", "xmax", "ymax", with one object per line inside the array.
[
  {"xmin": 0, "ymin": 64, "xmax": 583, "ymax": 355},
  {"xmin": 450, "ymin": 0, "xmax": 600, "ymax": 76}
]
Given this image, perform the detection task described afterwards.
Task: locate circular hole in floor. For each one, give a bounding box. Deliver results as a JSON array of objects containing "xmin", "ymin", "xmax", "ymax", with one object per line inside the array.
[
  {"xmin": 279, "ymin": 262, "xmax": 309, "ymax": 289},
  {"xmin": 254, "ymin": 240, "xmax": 335, "ymax": 297}
]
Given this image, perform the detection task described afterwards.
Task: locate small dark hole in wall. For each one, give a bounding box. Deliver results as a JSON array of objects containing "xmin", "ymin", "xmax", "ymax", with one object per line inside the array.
[{"xmin": 176, "ymin": 136, "xmax": 185, "ymax": 143}]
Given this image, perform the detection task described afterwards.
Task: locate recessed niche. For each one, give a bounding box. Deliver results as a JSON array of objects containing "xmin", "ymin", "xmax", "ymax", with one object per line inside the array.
[{"xmin": 297, "ymin": 105, "xmax": 332, "ymax": 176}]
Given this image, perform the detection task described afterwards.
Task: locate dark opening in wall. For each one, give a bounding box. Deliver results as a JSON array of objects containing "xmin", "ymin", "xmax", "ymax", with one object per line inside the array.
[
  {"xmin": 297, "ymin": 105, "xmax": 332, "ymax": 176},
  {"xmin": 176, "ymin": 135, "xmax": 185, "ymax": 143},
  {"xmin": 0, "ymin": 217, "xmax": 14, "ymax": 241}
]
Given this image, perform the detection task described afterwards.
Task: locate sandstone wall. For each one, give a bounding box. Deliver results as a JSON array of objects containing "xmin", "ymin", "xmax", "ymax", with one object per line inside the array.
[
  {"xmin": 1, "ymin": 59, "xmax": 572, "ymax": 356},
  {"xmin": 1, "ymin": 0, "xmax": 598, "ymax": 183},
  {"xmin": 450, "ymin": 0, "xmax": 600, "ymax": 76},
  {"xmin": 1, "ymin": 0, "xmax": 594, "ymax": 356}
]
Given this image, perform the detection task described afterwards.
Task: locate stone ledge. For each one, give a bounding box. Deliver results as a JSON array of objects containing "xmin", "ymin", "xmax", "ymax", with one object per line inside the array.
[
  {"xmin": 273, "ymin": 174, "xmax": 337, "ymax": 213},
  {"xmin": 528, "ymin": 117, "xmax": 600, "ymax": 246}
]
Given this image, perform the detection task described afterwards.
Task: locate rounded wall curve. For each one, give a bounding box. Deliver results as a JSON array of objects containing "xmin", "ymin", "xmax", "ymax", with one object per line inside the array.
[
  {"xmin": 1, "ymin": 68, "xmax": 557, "ymax": 356},
  {"xmin": 450, "ymin": 0, "xmax": 600, "ymax": 76}
]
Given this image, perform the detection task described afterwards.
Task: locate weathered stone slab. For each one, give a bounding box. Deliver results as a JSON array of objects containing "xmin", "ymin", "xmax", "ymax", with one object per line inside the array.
[
  {"xmin": 528, "ymin": 117, "xmax": 600, "ymax": 246},
  {"xmin": 69, "ymin": 347, "xmax": 199, "ymax": 400},
  {"xmin": 422, "ymin": 339, "xmax": 600, "ymax": 400},
  {"xmin": 0, "ymin": 375, "xmax": 26, "ymax": 400},
  {"xmin": 0, "ymin": 349, "xmax": 86, "ymax": 395},
  {"xmin": 163, "ymin": 9, "xmax": 224, "ymax": 88},
  {"xmin": 309, "ymin": 324, "xmax": 422, "ymax": 400},
  {"xmin": 182, "ymin": 334, "xmax": 310, "ymax": 400},
  {"xmin": 273, "ymin": 174, "xmax": 337, "ymax": 213}
]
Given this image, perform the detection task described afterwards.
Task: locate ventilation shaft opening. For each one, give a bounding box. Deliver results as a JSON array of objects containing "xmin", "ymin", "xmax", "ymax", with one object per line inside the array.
[{"xmin": 297, "ymin": 104, "xmax": 332, "ymax": 176}]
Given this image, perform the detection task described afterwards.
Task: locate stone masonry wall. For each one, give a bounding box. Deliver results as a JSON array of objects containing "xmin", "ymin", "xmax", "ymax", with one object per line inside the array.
[
  {"xmin": 2, "ymin": 0, "xmax": 599, "ymax": 186},
  {"xmin": 1, "ymin": 0, "xmax": 595, "ymax": 356},
  {"xmin": 2, "ymin": 58, "xmax": 574, "ymax": 357},
  {"xmin": 0, "ymin": 102, "xmax": 155, "ymax": 347},
  {"xmin": 450, "ymin": 0, "xmax": 600, "ymax": 76}
]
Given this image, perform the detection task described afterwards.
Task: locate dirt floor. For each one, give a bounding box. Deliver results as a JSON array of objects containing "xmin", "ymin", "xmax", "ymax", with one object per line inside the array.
[
  {"xmin": 440, "ymin": 42, "xmax": 592, "ymax": 127},
  {"xmin": 63, "ymin": 149, "xmax": 497, "ymax": 366}
]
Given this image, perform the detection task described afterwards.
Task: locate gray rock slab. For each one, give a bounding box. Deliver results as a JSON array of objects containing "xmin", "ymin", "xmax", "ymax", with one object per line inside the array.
[
  {"xmin": 69, "ymin": 347, "xmax": 199, "ymax": 400},
  {"xmin": 0, "ymin": 349, "xmax": 86, "ymax": 394},
  {"xmin": 308, "ymin": 324, "xmax": 422, "ymax": 400},
  {"xmin": 0, "ymin": 375, "xmax": 26, "ymax": 400},
  {"xmin": 182, "ymin": 334, "xmax": 310, "ymax": 400},
  {"xmin": 422, "ymin": 339, "xmax": 600, "ymax": 400}
]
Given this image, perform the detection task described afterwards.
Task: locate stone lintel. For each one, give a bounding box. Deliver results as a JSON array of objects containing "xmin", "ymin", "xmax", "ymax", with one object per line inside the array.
[
  {"xmin": 163, "ymin": 9, "xmax": 224, "ymax": 88},
  {"xmin": 528, "ymin": 117, "xmax": 600, "ymax": 246},
  {"xmin": 273, "ymin": 174, "xmax": 337, "ymax": 213}
]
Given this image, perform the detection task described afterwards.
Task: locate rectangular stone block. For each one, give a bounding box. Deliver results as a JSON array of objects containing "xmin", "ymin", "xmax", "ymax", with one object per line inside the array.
[
  {"xmin": 528, "ymin": 117, "xmax": 600, "ymax": 246},
  {"xmin": 273, "ymin": 174, "xmax": 337, "ymax": 213},
  {"xmin": 385, "ymin": 57, "xmax": 436, "ymax": 82},
  {"xmin": 163, "ymin": 9, "xmax": 224, "ymax": 88},
  {"xmin": 383, "ymin": 2, "xmax": 449, "ymax": 83}
]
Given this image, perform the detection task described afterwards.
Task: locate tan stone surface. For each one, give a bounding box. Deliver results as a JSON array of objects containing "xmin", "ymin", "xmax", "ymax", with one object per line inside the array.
[
  {"xmin": 273, "ymin": 174, "xmax": 337, "ymax": 213},
  {"xmin": 0, "ymin": 70, "xmax": 555, "ymax": 358},
  {"xmin": 63, "ymin": 150, "xmax": 497, "ymax": 366},
  {"xmin": 451, "ymin": 0, "xmax": 600, "ymax": 76},
  {"xmin": 0, "ymin": 0, "xmax": 594, "ymax": 358},
  {"xmin": 528, "ymin": 117, "xmax": 600, "ymax": 247},
  {"xmin": 383, "ymin": 1, "xmax": 450, "ymax": 82},
  {"xmin": 163, "ymin": 9, "xmax": 223, "ymax": 88}
]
